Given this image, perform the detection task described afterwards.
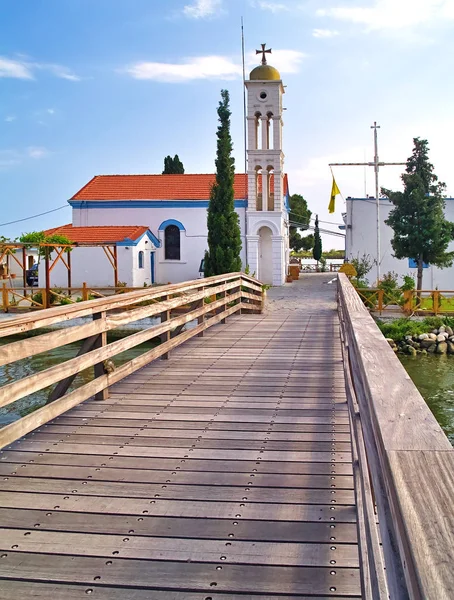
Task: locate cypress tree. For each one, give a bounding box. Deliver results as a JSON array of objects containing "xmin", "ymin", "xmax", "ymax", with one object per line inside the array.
[
  {"xmin": 204, "ymin": 89, "xmax": 242, "ymax": 276},
  {"xmin": 162, "ymin": 154, "xmax": 185, "ymax": 174},
  {"xmin": 312, "ymin": 214, "xmax": 322, "ymax": 265}
]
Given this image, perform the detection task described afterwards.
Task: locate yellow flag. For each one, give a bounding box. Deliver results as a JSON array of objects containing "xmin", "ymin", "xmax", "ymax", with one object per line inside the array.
[{"xmin": 328, "ymin": 177, "xmax": 341, "ymax": 214}]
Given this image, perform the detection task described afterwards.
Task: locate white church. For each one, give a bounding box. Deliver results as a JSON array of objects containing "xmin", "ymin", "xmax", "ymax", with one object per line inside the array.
[{"xmin": 44, "ymin": 46, "xmax": 291, "ymax": 288}]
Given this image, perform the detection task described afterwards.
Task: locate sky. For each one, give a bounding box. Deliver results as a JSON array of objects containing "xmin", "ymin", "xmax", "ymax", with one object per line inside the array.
[{"xmin": 1, "ymin": 0, "xmax": 454, "ymax": 249}]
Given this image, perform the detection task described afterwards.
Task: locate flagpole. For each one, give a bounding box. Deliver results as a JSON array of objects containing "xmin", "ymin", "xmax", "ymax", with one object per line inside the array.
[
  {"xmin": 372, "ymin": 122, "xmax": 381, "ymax": 284},
  {"xmin": 329, "ymin": 124, "xmax": 406, "ymax": 284}
]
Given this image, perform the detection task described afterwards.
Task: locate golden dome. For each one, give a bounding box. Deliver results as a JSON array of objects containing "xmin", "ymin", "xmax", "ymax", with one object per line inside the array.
[{"xmin": 249, "ymin": 64, "xmax": 281, "ymax": 81}]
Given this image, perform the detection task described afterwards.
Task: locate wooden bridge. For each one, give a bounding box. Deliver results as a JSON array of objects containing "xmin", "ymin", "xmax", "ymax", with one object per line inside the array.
[{"xmin": 0, "ymin": 273, "xmax": 452, "ymax": 599}]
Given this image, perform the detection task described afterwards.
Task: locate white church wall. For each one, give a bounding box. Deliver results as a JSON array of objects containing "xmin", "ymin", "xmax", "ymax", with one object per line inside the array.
[
  {"xmin": 346, "ymin": 198, "xmax": 454, "ymax": 289},
  {"xmin": 71, "ymin": 205, "xmax": 247, "ymax": 284},
  {"xmin": 38, "ymin": 246, "xmax": 134, "ymax": 289}
]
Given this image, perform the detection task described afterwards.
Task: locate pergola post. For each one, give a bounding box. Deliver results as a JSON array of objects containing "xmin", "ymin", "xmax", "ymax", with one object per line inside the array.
[
  {"xmin": 113, "ymin": 245, "xmax": 118, "ymax": 287},
  {"xmin": 22, "ymin": 247, "xmax": 27, "ymax": 297},
  {"xmin": 44, "ymin": 252, "xmax": 51, "ymax": 309}
]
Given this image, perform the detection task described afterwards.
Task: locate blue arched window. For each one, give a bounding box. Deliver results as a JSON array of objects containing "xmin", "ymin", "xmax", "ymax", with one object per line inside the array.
[
  {"xmin": 164, "ymin": 225, "xmax": 181, "ymax": 260},
  {"xmin": 138, "ymin": 251, "xmax": 144, "ymax": 269}
]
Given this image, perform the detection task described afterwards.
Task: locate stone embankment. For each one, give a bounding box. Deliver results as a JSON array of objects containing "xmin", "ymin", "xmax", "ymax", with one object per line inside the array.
[{"xmin": 387, "ymin": 325, "xmax": 454, "ymax": 356}]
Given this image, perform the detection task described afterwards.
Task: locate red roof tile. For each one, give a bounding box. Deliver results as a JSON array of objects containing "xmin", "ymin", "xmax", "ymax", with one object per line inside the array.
[
  {"xmin": 44, "ymin": 224, "xmax": 149, "ymax": 244},
  {"xmin": 71, "ymin": 173, "xmax": 289, "ymax": 201}
]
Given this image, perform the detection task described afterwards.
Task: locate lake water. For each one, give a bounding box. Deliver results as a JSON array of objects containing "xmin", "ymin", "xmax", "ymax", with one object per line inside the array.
[
  {"xmin": 0, "ymin": 326, "xmax": 159, "ymax": 426},
  {"xmin": 399, "ymin": 354, "xmax": 454, "ymax": 445}
]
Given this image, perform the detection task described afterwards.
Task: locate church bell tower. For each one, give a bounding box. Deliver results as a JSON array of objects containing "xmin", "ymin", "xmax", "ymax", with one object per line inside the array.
[{"xmin": 245, "ymin": 44, "xmax": 289, "ymax": 286}]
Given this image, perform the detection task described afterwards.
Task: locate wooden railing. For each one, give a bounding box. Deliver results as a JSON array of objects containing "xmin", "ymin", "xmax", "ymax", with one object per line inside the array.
[
  {"xmin": 355, "ymin": 287, "xmax": 454, "ymax": 315},
  {"xmin": 0, "ymin": 273, "xmax": 264, "ymax": 450},
  {"xmin": 1, "ymin": 282, "xmax": 151, "ymax": 311},
  {"xmin": 338, "ymin": 273, "xmax": 454, "ymax": 599}
]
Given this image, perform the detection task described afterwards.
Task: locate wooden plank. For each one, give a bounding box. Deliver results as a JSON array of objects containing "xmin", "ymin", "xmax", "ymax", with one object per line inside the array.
[
  {"xmin": 0, "ymin": 529, "xmax": 359, "ymax": 567},
  {"xmin": 3, "ymin": 441, "xmax": 351, "ymax": 462},
  {"xmin": 0, "ymin": 452, "xmax": 354, "ymax": 474},
  {"xmin": 0, "ymin": 477, "xmax": 356, "ymax": 504},
  {"xmin": 0, "ymin": 463, "xmax": 353, "ymax": 488},
  {"xmin": 0, "ymin": 552, "xmax": 361, "ymax": 595},
  {"xmin": 24, "ymin": 433, "xmax": 351, "ymax": 452},
  {"xmin": 0, "ymin": 581, "xmax": 360, "ymax": 600},
  {"xmin": 0, "ymin": 507, "xmax": 358, "ymax": 542},
  {"xmin": 0, "ymin": 492, "xmax": 357, "ymax": 521}
]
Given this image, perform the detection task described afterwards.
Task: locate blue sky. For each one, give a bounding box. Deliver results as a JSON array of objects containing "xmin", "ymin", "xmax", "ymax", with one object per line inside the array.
[{"xmin": 1, "ymin": 0, "xmax": 453, "ymax": 248}]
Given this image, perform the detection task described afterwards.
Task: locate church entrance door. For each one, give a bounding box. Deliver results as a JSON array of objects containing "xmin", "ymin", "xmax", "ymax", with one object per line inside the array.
[
  {"xmin": 258, "ymin": 226, "xmax": 273, "ymax": 284},
  {"xmin": 150, "ymin": 252, "xmax": 155, "ymax": 284}
]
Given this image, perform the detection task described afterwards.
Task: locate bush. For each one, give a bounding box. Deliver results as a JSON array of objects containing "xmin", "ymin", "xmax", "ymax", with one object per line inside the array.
[
  {"xmin": 378, "ymin": 271, "xmax": 403, "ymax": 305},
  {"xmin": 401, "ymin": 275, "xmax": 415, "ymax": 291}
]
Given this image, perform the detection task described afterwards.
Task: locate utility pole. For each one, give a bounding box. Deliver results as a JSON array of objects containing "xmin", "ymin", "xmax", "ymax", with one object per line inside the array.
[{"xmin": 329, "ymin": 123, "xmax": 406, "ymax": 285}]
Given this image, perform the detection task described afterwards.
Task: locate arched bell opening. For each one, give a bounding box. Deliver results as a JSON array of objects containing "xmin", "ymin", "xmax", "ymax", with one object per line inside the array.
[{"xmin": 255, "ymin": 165, "xmax": 263, "ymax": 210}]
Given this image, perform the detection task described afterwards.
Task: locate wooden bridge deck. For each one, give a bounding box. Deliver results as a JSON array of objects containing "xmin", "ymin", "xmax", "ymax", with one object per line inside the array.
[{"xmin": 0, "ymin": 275, "xmax": 361, "ymax": 598}]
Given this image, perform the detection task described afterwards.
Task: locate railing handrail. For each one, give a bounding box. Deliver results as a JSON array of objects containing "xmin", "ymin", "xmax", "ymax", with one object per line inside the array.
[
  {"xmin": 0, "ymin": 273, "xmax": 264, "ymax": 449},
  {"xmin": 338, "ymin": 273, "xmax": 454, "ymax": 599},
  {"xmin": 0, "ymin": 272, "xmax": 259, "ymax": 337}
]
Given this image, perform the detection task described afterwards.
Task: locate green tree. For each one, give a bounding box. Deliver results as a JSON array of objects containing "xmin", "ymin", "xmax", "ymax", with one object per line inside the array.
[
  {"xmin": 288, "ymin": 193, "xmax": 313, "ymax": 252},
  {"xmin": 312, "ymin": 214, "xmax": 322, "ymax": 264},
  {"xmin": 384, "ymin": 138, "xmax": 454, "ymax": 291},
  {"xmin": 162, "ymin": 154, "xmax": 185, "ymax": 174},
  {"xmin": 204, "ymin": 90, "xmax": 242, "ymax": 276}
]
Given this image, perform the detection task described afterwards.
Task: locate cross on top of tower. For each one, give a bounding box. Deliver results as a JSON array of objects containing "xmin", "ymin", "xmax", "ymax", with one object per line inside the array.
[{"xmin": 256, "ymin": 43, "xmax": 272, "ymax": 65}]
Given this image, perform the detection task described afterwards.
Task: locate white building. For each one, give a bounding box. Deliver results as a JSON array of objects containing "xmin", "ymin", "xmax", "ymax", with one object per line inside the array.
[
  {"xmin": 345, "ymin": 197, "xmax": 454, "ymax": 288},
  {"xmin": 43, "ymin": 47, "xmax": 290, "ymax": 288}
]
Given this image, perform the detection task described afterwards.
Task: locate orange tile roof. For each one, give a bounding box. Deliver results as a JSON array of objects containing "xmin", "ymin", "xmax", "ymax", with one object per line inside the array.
[
  {"xmin": 44, "ymin": 224, "xmax": 149, "ymax": 244},
  {"xmin": 71, "ymin": 173, "xmax": 289, "ymax": 201}
]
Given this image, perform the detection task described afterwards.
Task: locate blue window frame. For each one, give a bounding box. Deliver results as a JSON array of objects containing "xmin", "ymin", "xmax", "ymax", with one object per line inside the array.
[
  {"xmin": 138, "ymin": 251, "xmax": 144, "ymax": 269},
  {"xmin": 164, "ymin": 225, "xmax": 181, "ymax": 260}
]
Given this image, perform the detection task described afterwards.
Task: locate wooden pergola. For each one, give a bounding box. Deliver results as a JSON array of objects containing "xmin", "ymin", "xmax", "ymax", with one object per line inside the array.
[{"xmin": 0, "ymin": 241, "xmax": 119, "ymax": 308}]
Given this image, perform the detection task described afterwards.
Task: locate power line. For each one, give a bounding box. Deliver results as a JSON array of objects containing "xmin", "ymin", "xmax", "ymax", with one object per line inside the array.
[{"xmin": 0, "ymin": 205, "xmax": 69, "ymax": 228}]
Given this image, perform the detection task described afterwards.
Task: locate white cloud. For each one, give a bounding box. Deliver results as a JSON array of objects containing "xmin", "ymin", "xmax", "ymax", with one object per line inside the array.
[
  {"xmin": 0, "ymin": 55, "xmax": 81, "ymax": 81},
  {"xmin": 312, "ymin": 28, "xmax": 340, "ymax": 38},
  {"xmin": 124, "ymin": 48, "xmax": 306, "ymax": 83},
  {"xmin": 5, "ymin": 115, "xmax": 16, "ymax": 122},
  {"xmin": 252, "ymin": 1, "xmax": 289, "ymax": 12},
  {"xmin": 47, "ymin": 108, "xmax": 55, "ymax": 114},
  {"xmin": 125, "ymin": 55, "xmax": 242, "ymax": 82},
  {"xmin": 317, "ymin": 0, "xmax": 454, "ymax": 31},
  {"xmin": 27, "ymin": 146, "xmax": 49, "ymax": 159},
  {"xmin": 183, "ymin": 0, "xmax": 223, "ymax": 19},
  {"xmin": 0, "ymin": 57, "xmax": 34, "ymax": 79}
]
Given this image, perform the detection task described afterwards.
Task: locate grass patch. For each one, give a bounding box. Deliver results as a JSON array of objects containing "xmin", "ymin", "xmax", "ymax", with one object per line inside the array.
[{"xmin": 377, "ymin": 316, "xmax": 454, "ymax": 342}]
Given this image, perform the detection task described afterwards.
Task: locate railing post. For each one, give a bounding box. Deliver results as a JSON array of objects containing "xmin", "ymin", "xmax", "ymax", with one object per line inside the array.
[
  {"xmin": 197, "ymin": 287, "xmax": 205, "ymax": 337},
  {"xmin": 93, "ymin": 311, "xmax": 108, "ymax": 400},
  {"xmin": 221, "ymin": 289, "xmax": 227, "ymax": 324},
  {"xmin": 260, "ymin": 287, "xmax": 266, "ymax": 314},
  {"xmin": 378, "ymin": 289, "xmax": 384, "ymax": 313},
  {"xmin": 2, "ymin": 283, "xmax": 9, "ymax": 313},
  {"xmin": 82, "ymin": 282, "xmax": 89, "ymax": 302},
  {"xmin": 40, "ymin": 289, "xmax": 47, "ymax": 310},
  {"xmin": 161, "ymin": 294, "xmax": 170, "ymax": 359},
  {"xmin": 433, "ymin": 290, "xmax": 440, "ymax": 315},
  {"xmin": 403, "ymin": 290, "xmax": 412, "ymax": 315}
]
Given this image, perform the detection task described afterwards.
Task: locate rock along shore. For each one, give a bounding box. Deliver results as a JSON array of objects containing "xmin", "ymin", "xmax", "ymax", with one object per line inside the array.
[{"xmin": 386, "ymin": 325, "xmax": 454, "ymax": 356}]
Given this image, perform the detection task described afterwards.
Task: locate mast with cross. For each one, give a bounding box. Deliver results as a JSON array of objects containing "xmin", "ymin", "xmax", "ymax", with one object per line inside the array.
[
  {"xmin": 256, "ymin": 43, "xmax": 272, "ymax": 65},
  {"xmin": 329, "ymin": 122, "xmax": 406, "ymax": 284}
]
